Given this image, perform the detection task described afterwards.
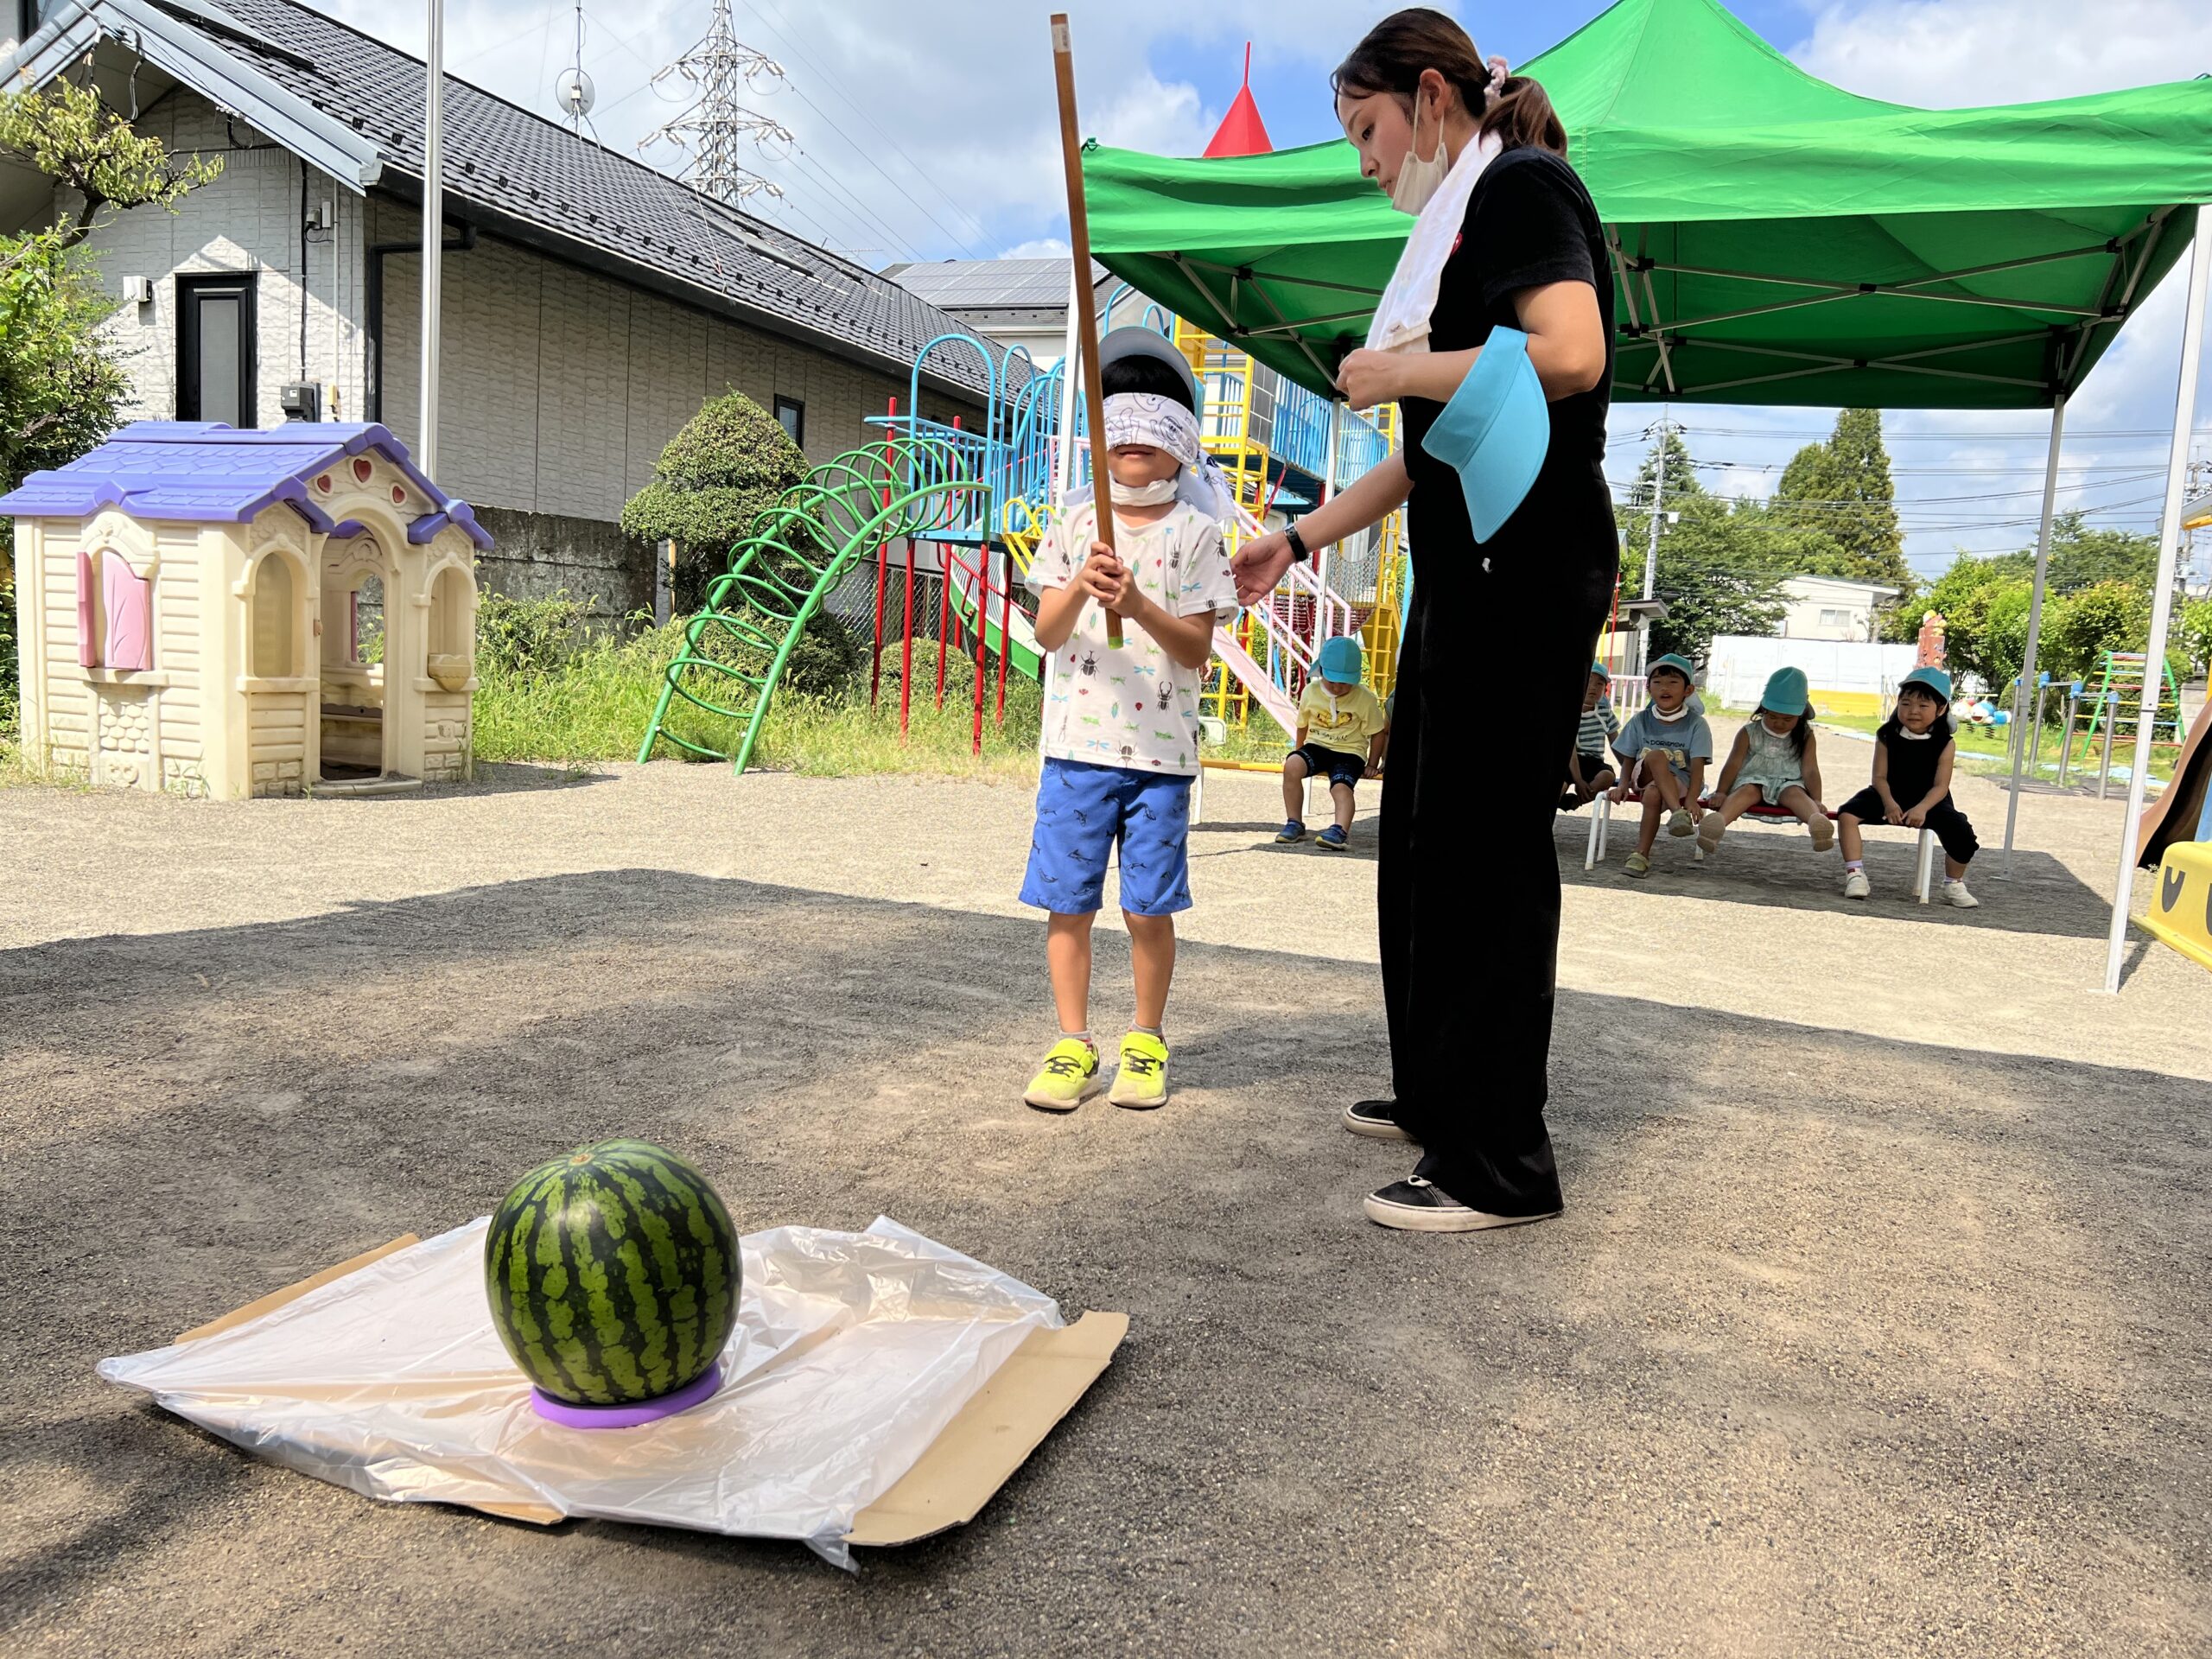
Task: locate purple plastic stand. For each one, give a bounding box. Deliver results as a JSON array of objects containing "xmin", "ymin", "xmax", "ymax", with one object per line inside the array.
[{"xmin": 530, "ymin": 1361, "xmax": 721, "ymax": 1429}]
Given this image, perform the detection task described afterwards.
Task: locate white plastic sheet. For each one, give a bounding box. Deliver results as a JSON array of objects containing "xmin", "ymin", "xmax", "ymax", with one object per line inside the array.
[{"xmin": 99, "ymin": 1217, "xmax": 1062, "ymax": 1568}]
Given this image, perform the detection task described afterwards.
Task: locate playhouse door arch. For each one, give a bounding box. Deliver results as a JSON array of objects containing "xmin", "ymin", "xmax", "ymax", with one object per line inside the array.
[{"xmin": 321, "ymin": 543, "xmax": 400, "ymax": 781}]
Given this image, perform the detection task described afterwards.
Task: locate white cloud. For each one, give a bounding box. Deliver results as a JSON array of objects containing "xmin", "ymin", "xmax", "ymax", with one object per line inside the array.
[
  {"xmin": 1796, "ymin": 0, "xmax": 2212, "ymax": 108},
  {"xmin": 999, "ymin": 238, "xmax": 1073, "ymax": 261}
]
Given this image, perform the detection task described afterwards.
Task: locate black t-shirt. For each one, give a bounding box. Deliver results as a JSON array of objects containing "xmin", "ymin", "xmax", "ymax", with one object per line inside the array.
[
  {"xmin": 1879, "ymin": 725, "xmax": 1954, "ymax": 803},
  {"xmin": 1400, "ymin": 146, "xmax": 1616, "ymax": 559}
]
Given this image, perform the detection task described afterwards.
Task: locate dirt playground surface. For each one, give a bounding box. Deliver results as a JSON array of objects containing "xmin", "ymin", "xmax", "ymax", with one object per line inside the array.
[{"xmin": 3, "ymin": 744, "xmax": 2208, "ymax": 1656}]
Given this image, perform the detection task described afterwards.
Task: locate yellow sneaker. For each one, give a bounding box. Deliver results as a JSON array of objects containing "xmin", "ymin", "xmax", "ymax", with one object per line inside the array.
[
  {"xmin": 1108, "ymin": 1031, "xmax": 1170, "ymax": 1110},
  {"xmin": 1023, "ymin": 1037, "xmax": 1100, "ymax": 1113}
]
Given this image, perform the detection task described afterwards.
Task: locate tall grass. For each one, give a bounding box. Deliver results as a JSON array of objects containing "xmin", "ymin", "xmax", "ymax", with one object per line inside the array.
[{"xmin": 469, "ymin": 594, "xmax": 1046, "ymax": 781}]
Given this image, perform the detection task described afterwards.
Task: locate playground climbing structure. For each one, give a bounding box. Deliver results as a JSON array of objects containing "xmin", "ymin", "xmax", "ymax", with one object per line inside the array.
[{"xmin": 638, "ymin": 305, "xmax": 1407, "ymax": 773}]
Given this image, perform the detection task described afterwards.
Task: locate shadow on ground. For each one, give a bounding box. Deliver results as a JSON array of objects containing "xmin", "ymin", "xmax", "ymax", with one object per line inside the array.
[
  {"xmin": 1554, "ymin": 813, "xmax": 2116, "ymax": 938},
  {"xmin": 3, "ymin": 870, "xmax": 2207, "ymax": 1657}
]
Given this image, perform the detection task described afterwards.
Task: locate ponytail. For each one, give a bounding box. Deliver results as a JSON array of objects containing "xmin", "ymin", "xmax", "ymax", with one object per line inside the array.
[
  {"xmin": 1331, "ymin": 8, "xmax": 1568, "ymax": 158},
  {"xmin": 1478, "ymin": 73, "xmax": 1567, "ymax": 156}
]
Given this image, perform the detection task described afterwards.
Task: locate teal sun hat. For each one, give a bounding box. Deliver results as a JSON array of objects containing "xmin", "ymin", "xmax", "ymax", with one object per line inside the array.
[
  {"xmin": 1761, "ymin": 665, "xmax": 1809, "ymax": 716},
  {"xmin": 1317, "ymin": 635, "xmax": 1364, "ymax": 683},
  {"xmin": 1416, "ymin": 327, "xmax": 1549, "ymax": 543},
  {"xmin": 1649, "ymin": 652, "xmax": 1696, "ymax": 683},
  {"xmin": 1590, "ymin": 660, "xmax": 1611, "ymax": 680},
  {"xmin": 1899, "ymin": 665, "xmax": 1954, "ymax": 705}
]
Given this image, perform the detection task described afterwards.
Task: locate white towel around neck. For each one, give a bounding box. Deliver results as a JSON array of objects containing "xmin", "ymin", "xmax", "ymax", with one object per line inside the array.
[{"xmin": 1365, "ymin": 130, "xmax": 1503, "ymax": 358}]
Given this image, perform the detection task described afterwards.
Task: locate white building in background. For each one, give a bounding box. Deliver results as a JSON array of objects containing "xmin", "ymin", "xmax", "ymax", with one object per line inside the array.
[{"xmin": 1777, "ymin": 575, "xmax": 1900, "ymax": 641}]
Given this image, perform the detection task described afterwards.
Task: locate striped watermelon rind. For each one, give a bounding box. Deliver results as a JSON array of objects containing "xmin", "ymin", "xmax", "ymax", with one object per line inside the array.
[{"xmin": 483, "ymin": 1139, "xmax": 741, "ymax": 1408}]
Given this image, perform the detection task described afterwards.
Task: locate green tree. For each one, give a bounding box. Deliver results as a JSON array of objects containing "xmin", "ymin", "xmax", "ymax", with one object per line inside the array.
[
  {"xmin": 1617, "ymin": 428, "xmax": 1790, "ymax": 661},
  {"xmin": 621, "ymin": 391, "xmax": 810, "ymax": 608},
  {"xmin": 1770, "ymin": 408, "xmax": 1910, "ymax": 590},
  {"xmin": 2043, "ymin": 513, "xmax": 2159, "ymax": 594},
  {"xmin": 2177, "ymin": 596, "xmax": 2212, "ymax": 677},
  {"xmin": 0, "ymin": 79, "xmax": 222, "ymax": 490},
  {"xmin": 2040, "ymin": 581, "xmax": 2152, "ymax": 684},
  {"xmin": 2, "ymin": 79, "xmax": 224, "ymax": 737}
]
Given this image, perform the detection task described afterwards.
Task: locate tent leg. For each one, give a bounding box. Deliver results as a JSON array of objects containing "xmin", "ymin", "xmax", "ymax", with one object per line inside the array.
[
  {"xmin": 2000, "ymin": 393, "xmax": 2065, "ymax": 876},
  {"xmin": 2103, "ymin": 205, "xmax": 2211, "ymax": 994}
]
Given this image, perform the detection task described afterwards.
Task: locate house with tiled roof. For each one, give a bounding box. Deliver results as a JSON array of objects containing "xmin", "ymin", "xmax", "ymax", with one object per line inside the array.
[{"xmin": 1, "ymin": 0, "xmax": 998, "ymax": 614}]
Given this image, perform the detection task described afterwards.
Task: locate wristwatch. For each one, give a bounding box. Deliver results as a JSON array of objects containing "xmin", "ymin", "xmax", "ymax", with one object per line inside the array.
[{"xmin": 1285, "ymin": 521, "xmax": 1311, "ymax": 563}]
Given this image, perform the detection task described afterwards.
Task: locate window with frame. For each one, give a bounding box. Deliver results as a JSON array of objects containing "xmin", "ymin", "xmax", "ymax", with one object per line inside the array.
[
  {"xmin": 773, "ymin": 395, "xmax": 804, "ymax": 448},
  {"xmin": 250, "ymin": 554, "xmax": 297, "ymax": 677},
  {"xmin": 177, "ymin": 273, "xmax": 257, "ymax": 428},
  {"xmin": 75, "ymin": 549, "xmax": 154, "ymax": 671},
  {"xmin": 1819, "ymin": 607, "xmax": 1853, "ymax": 627}
]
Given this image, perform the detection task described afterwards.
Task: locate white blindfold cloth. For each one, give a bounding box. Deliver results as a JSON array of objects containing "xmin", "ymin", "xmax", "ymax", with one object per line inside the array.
[{"xmin": 1062, "ymin": 392, "xmax": 1242, "ymax": 523}]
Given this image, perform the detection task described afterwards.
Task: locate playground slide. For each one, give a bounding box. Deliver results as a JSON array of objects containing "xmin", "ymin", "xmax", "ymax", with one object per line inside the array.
[
  {"xmin": 946, "ymin": 553, "xmax": 1299, "ymax": 738},
  {"xmin": 2137, "ymin": 698, "xmax": 2212, "ymax": 868},
  {"xmin": 944, "ymin": 557, "xmax": 1046, "ymax": 682},
  {"xmin": 639, "ymin": 435, "xmax": 989, "ymax": 774}
]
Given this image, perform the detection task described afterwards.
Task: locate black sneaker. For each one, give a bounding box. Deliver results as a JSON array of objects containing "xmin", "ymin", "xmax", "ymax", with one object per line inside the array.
[
  {"xmin": 1363, "ymin": 1178, "xmax": 1561, "ymax": 1234},
  {"xmin": 1343, "ymin": 1099, "xmax": 1414, "ymax": 1141}
]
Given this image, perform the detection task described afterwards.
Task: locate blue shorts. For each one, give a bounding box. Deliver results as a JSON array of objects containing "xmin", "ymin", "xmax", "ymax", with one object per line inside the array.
[{"xmin": 1020, "ymin": 758, "xmax": 1193, "ymax": 917}]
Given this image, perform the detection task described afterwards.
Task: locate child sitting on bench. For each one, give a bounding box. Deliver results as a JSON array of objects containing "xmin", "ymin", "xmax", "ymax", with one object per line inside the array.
[
  {"xmin": 1698, "ymin": 665, "xmax": 1834, "ymax": 855},
  {"xmin": 1278, "ymin": 635, "xmax": 1389, "ymax": 851}
]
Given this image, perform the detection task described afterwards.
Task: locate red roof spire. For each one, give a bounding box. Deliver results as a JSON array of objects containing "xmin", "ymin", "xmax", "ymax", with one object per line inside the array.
[{"xmin": 1202, "ymin": 43, "xmax": 1273, "ymax": 158}]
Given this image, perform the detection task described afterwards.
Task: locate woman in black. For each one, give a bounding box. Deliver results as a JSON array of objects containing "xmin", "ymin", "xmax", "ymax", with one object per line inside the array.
[{"xmin": 1233, "ymin": 10, "xmax": 1617, "ymax": 1232}]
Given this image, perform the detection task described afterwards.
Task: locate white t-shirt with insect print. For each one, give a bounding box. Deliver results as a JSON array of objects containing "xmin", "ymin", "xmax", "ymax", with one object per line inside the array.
[{"xmin": 1028, "ymin": 499, "xmax": 1238, "ymax": 778}]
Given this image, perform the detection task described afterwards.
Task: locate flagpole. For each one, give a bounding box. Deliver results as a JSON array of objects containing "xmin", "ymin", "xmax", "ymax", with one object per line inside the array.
[{"xmin": 419, "ymin": 0, "xmax": 444, "ymax": 474}]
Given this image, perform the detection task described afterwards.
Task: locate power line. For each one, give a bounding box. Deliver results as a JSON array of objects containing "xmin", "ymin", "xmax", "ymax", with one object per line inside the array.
[{"xmin": 739, "ymin": 0, "xmax": 995, "ymax": 254}]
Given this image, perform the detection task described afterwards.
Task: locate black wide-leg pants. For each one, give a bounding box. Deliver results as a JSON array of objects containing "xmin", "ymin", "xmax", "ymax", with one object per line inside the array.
[{"xmin": 1376, "ymin": 540, "xmax": 1611, "ymax": 1215}]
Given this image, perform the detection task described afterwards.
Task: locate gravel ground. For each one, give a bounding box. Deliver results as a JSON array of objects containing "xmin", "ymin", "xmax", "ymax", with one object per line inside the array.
[{"xmin": 2, "ymin": 745, "xmax": 2208, "ymax": 1657}]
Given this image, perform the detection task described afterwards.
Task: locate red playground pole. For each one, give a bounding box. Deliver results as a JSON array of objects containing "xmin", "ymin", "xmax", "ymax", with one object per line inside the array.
[
  {"xmin": 971, "ymin": 548, "xmax": 987, "ymax": 754},
  {"xmin": 870, "ymin": 397, "xmax": 895, "ymax": 705},
  {"xmin": 899, "ymin": 535, "xmax": 915, "ymax": 740},
  {"xmin": 995, "ymin": 547, "xmax": 1012, "ymax": 725}
]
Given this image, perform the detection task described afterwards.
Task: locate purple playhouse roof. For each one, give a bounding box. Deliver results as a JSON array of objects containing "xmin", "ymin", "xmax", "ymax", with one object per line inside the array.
[{"xmin": 0, "ymin": 423, "xmax": 493, "ymax": 550}]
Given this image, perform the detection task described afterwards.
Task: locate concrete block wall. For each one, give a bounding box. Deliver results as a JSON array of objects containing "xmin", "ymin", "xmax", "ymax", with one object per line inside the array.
[{"xmin": 76, "ymin": 92, "xmax": 368, "ymax": 429}]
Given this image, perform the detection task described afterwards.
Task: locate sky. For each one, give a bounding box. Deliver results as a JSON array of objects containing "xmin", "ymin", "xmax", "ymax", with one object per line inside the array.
[{"xmin": 309, "ymin": 0, "xmax": 2212, "ymax": 584}]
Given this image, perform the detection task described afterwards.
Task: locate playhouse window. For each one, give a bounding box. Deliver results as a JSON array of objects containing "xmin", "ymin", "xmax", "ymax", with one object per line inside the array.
[
  {"xmin": 774, "ymin": 395, "xmax": 804, "ymax": 448},
  {"xmin": 75, "ymin": 549, "xmax": 154, "ymax": 671},
  {"xmin": 428, "ymin": 565, "xmax": 470, "ymax": 660},
  {"xmin": 349, "ymin": 575, "xmax": 386, "ymax": 665},
  {"xmin": 250, "ymin": 555, "xmax": 297, "ymax": 677}
]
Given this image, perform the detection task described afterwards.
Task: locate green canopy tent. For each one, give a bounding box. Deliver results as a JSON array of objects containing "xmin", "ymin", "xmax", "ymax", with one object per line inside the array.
[{"xmin": 1080, "ymin": 0, "xmax": 2212, "ymax": 991}]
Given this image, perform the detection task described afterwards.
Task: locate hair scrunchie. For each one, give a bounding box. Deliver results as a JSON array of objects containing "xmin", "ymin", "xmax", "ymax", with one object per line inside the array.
[{"xmin": 1484, "ymin": 55, "xmax": 1510, "ymax": 105}]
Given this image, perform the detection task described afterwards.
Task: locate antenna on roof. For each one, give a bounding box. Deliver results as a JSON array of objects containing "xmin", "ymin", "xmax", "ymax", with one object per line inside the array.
[
  {"xmin": 639, "ymin": 0, "xmax": 792, "ymax": 208},
  {"xmin": 553, "ymin": 3, "xmax": 596, "ymax": 135}
]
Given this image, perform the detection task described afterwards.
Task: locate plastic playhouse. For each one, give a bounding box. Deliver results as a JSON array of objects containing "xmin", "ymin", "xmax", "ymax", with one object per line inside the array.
[{"xmin": 3, "ymin": 423, "xmax": 490, "ymax": 799}]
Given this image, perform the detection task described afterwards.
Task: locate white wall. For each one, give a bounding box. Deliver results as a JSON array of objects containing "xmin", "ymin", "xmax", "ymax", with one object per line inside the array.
[
  {"xmin": 369, "ymin": 198, "xmax": 974, "ymax": 524},
  {"xmin": 70, "ymin": 90, "xmax": 976, "ymax": 530},
  {"xmin": 75, "ymin": 92, "xmax": 368, "ymax": 428},
  {"xmin": 1708, "ymin": 635, "xmax": 1918, "ymax": 709}
]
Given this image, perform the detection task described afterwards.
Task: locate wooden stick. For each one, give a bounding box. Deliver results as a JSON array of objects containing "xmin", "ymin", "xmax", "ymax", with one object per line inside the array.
[{"xmin": 1050, "ymin": 13, "xmax": 1122, "ymax": 649}]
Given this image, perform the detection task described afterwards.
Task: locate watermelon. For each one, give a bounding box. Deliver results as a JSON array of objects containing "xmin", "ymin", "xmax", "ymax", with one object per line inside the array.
[{"xmin": 484, "ymin": 1140, "xmax": 741, "ymax": 1408}]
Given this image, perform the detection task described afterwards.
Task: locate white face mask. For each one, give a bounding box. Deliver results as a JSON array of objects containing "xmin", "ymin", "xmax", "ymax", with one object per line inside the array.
[
  {"xmin": 1109, "ymin": 475, "xmax": 1180, "ymax": 506},
  {"xmin": 1389, "ymin": 85, "xmax": 1452, "ymax": 216}
]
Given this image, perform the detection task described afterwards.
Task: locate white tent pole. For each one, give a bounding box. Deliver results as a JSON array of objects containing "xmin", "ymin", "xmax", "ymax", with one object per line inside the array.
[
  {"xmin": 418, "ymin": 0, "xmax": 443, "ymax": 475},
  {"xmin": 2001, "ymin": 391, "xmax": 2066, "ymax": 874},
  {"xmin": 2102, "ymin": 204, "xmax": 2210, "ymax": 994}
]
